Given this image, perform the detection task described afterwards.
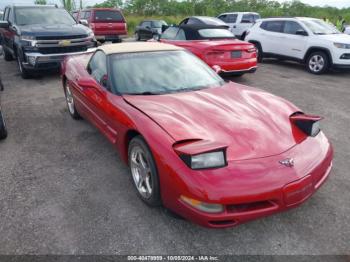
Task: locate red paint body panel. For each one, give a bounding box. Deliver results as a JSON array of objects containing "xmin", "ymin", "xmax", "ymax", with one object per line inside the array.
[
  {"xmin": 62, "ymin": 52, "xmax": 333, "ymax": 228},
  {"xmin": 160, "ymin": 39, "xmax": 257, "ymax": 73}
]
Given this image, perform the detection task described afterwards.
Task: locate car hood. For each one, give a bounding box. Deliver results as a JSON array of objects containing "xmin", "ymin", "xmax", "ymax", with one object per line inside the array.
[
  {"xmin": 19, "ymin": 24, "xmax": 89, "ymax": 38},
  {"xmin": 317, "ymin": 33, "xmax": 350, "ymax": 43},
  {"xmin": 124, "ymin": 82, "xmax": 304, "ymax": 161}
]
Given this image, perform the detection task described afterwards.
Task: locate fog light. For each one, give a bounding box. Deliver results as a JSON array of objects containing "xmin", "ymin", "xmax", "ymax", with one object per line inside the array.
[
  {"xmin": 27, "ymin": 55, "xmax": 37, "ymax": 66},
  {"xmin": 340, "ymin": 53, "xmax": 350, "ymax": 59},
  {"xmin": 180, "ymin": 195, "xmax": 224, "ymax": 213}
]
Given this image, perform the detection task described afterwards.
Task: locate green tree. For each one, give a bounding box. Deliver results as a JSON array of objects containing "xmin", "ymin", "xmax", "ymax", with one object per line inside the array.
[
  {"xmin": 94, "ymin": 0, "xmax": 123, "ymax": 8},
  {"xmin": 35, "ymin": 0, "xmax": 47, "ymax": 4}
]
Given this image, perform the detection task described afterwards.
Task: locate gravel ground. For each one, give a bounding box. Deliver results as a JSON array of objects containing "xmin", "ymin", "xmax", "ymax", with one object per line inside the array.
[{"xmin": 0, "ymin": 55, "xmax": 349, "ymax": 255}]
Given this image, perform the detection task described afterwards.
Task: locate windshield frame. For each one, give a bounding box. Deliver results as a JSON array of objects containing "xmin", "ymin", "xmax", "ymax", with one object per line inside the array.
[
  {"xmin": 14, "ymin": 6, "xmax": 77, "ymax": 26},
  {"xmin": 107, "ymin": 50, "xmax": 225, "ymax": 96}
]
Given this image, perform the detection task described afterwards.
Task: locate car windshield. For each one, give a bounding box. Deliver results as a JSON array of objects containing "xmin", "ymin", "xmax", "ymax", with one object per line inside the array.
[
  {"xmin": 15, "ymin": 7, "xmax": 76, "ymax": 26},
  {"xmin": 300, "ymin": 19, "xmax": 339, "ymax": 35},
  {"xmin": 110, "ymin": 51, "xmax": 224, "ymax": 95},
  {"xmin": 94, "ymin": 10, "xmax": 124, "ymax": 22},
  {"xmin": 198, "ymin": 28, "xmax": 235, "ymax": 38},
  {"xmin": 152, "ymin": 20, "xmax": 167, "ymax": 28}
]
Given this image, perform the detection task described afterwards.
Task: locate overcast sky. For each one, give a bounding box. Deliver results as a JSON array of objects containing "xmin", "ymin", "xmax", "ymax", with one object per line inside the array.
[{"xmin": 1, "ymin": 0, "xmax": 350, "ymax": 10}]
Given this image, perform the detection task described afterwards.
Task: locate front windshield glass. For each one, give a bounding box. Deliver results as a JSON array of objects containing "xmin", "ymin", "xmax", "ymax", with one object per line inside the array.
[
  {"xmin": 15, "ymin": 7, "xmax": 76, "ymax": 26},
  {"xmin": 110, "ymin": 51, "xmax": 224, "ymax": 95},
  {"xmin": 198, "ymin": 28, "xmax": 235, "ymax": 38},
  {"xmin": 300, "ymin": 18, "xmax": 339, "ymax": 35},
  {"xmin": 152, "ymin": 20, "xmax": 167, "ymax": 28}
]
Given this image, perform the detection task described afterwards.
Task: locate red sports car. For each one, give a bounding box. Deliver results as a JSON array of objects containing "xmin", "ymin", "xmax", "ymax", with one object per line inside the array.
[
  {"xmin": 61, "ymin": 42, "xmax": 333, "ymax": 228},
  {"xmin": 159, "ymin": 25, "xmax": 257, "ymax": 76}
]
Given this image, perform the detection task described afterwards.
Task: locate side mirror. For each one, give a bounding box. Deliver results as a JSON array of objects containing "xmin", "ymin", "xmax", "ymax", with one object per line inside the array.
[
  {"xmin": 212, "ymin": 65, "xmax": 222, "ymax": 74},
  {"xmin": 296, "ymin": 29, "xmax": 308, "ymax": 36},
  {"xmin": 77, "ymin": 77, "xmax": 96, "ymax": 89},
  {"xmin": 0, "ymin": 21, "xmax": 9, "ymax": 29},
  {"xmin": 79, "ymin": 19, "xmax": 89, "ymax": 27},
  {"xmin": 100, "ymin": 74, "xmax": 108, "ymax": 88}
]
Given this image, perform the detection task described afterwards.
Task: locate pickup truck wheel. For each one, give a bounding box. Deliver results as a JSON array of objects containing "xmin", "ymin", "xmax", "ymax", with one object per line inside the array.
[
  {"xmin": 16, "ymin": 53, "xmax": 31, "ymax": 79},
  {"xmin": 307, "ymin": 51, "xmax": 329, "ymax": 74},
  {"xmin": 64, "ymin": 81, "xmax": 81, "ymax": 120},
  {"xmin": 0, "ymin": 109, "xmax": 8, "ymax": 140},
  {"xmin": 3, "ymin": 48, "xmax": 13, "ymax": 61}
]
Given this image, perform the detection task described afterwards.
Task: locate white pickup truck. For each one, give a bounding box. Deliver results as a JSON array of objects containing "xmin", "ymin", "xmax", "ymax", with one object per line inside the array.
[{"xmin": 217, "ymin": 12, "xmax": 260, "ymax": 39}]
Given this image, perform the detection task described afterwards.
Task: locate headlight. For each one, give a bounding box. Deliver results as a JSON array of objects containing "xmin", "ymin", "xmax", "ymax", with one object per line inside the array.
[
  {"xmin": 334, "ymin": 42, "xmax": 350, "ymax": 49},
  {"xmin": 87, "ymin": 30, "xmax": 94, "ymax": 38},
  {"xmin": 20, "ymin": 35, "xmax": 36, "ymax": 41},
  {"xmin": 181, "ymin": 150, "xmax": 226, "ymax": 170}
]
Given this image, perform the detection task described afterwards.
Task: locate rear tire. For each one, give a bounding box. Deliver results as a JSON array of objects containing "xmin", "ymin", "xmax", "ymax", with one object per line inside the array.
[
  {"xmin": 306, "ymin": 51, "xmax": 329, "ymax": 75},
  {"xmin": 0, "ymin": 109, "xmax": 8, "ymax": 140},
  {"xmin": 252, "ymin": 42, "xmax": 263, "ymax": 63}
]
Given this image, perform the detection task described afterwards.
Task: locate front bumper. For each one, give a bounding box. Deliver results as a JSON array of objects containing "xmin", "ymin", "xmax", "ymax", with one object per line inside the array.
[
  {"xmin": 95, "ymin": 34, "xmax": 128, "ymax": 41},
  {"xmin": 161, "ymin": 133, "xmax": 334, "ymax": 228},
  {"xmin": 22, "ymin": 48, "xmax": 96, "ymax": 70},
  {"xmin": 220, "ymin": 66, "xmax": 257, "ymax": 76}
]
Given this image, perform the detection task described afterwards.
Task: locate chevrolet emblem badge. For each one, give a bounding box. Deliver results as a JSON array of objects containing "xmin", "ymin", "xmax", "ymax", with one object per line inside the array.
[{"xmin": 59, "ymin": 40, "xmax": 71, "ymax": 47}]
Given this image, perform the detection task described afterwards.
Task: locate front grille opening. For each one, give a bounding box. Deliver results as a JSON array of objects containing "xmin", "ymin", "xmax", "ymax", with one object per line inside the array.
[
  {"xmin": 36, "ymin": 35, "xmax": 87, "ymax": 40},
  {"xmin": 39, "ymin": 46, "xmax": 88, "ymax": 54},
  {"xmin": 209, "ymin": 219, "xmax": 236, "ymax": 226},
  {"xmin": 227, "ymin": 200, "xmax": 275, "ymax": 213}
]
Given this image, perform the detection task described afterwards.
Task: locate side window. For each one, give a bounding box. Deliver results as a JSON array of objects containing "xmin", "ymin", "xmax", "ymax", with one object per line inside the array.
[
  {"xmin": 187, "ymin": 18, "xmax": 199, "ymax": 25},
  {"xmin": 80, "ymin": 11, "xmax": 85, "ymax": 19},
  {"xmin": 218, "ymin": 15, "xmax": 227, "ymax": 22},
  {"xmin": 88, "ymin": 51, "xmax": 107, "ymax": 86},
  {"xmin": 284, "ymin": 21, "xmax": 305, "ymax": 34},
  {"xmin": 180, "ymin": 18, "xmax": 189, "ymax": 25},
  {"xmin": 143, "ymin": 21, "xmax": 151, "ymax": 28},
  {"xmin": 242, "ymin": 14, "xmax": 254, "ymax": 23},
  {"xmin": 161, "ymin": 27, "xmax": 179, "ymax": 40},
  {"xmin": 227, "ymin": 14, "xmax": 238, "ymax": 23},
  {"xmin": 261, "ymin": 21, "xmax": 284, "ymax": 33},
  {"xmin": 8, "ymin": 8, "xmax": 13, "ymax": 24},
  {"xmin": 3, "ymin": 8, "xmax": 9, "ymax": 21},
  {"xmin": 175, "ymin": 29, "xmax": 186, "ymax": 40}
]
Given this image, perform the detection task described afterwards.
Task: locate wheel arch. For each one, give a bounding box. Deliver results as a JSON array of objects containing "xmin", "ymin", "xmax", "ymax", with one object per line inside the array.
[{"xmin": 303, "ymin": 47, "xmax": 333, "ymax": 65}]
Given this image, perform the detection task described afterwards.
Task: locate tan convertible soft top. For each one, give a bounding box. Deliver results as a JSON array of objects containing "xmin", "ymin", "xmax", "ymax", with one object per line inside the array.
[{"xmin": 98, "ymin": 42, "xmax": 183, "ymax": 55}]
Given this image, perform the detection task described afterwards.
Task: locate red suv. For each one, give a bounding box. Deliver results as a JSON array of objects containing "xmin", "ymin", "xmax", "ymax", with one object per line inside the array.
[{"xmin": 77, "ymin": 8, "xmax": 127, "ymax": 43}]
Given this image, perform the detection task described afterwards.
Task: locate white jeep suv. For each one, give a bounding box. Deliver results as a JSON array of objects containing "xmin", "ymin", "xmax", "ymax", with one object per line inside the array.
[
  {"xmin": 217, "ymin": 12, "xmax": 260, "ymax": 40},
  {"xmin": 245, "ymin": 17, "xmax": 350, "ymax": 74}
]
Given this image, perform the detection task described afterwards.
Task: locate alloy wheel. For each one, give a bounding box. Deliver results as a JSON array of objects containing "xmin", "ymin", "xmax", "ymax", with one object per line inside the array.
[
  {"xmin": 309, "ymin": 54, "xmax": 325, "ymax": 73},
  {"xmin": 65, "ymin": 84, "xmax": 75, "ymax": 115},
  {"xmin": 130, "ymin": 146, "xmax": 153, "ymax": 199}
]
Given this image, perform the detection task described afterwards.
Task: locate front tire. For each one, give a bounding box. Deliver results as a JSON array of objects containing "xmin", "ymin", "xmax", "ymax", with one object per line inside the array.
[
  {"xmin": 16, "ymin": 49, "xmax": 31, "ymax": 79},
  {"xmin": 64, "ymin": 81, "xmax": 81, "ymax": 120},
  {"xmin": 0, "ymin": 109, "xmax": 8, "ymax": 140},
  {"xmin": 135, "ymin": 32, "xmax": 140, "ymax": 41},
  {"xmin": 307, "ymin": 51, "xmax": 329, "ymax": 74},
  {"xmin": 128, "ymin": 136, "xmax": 161, "ymax": 206}
]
